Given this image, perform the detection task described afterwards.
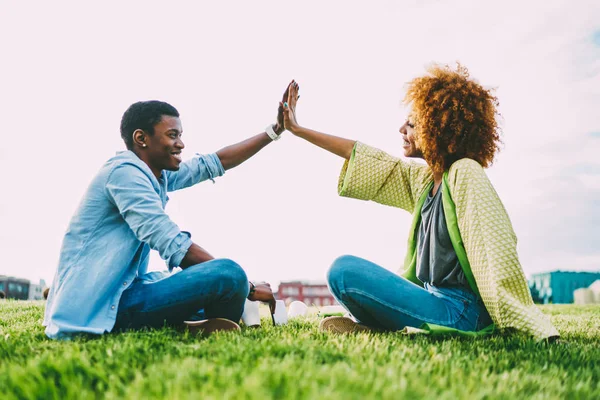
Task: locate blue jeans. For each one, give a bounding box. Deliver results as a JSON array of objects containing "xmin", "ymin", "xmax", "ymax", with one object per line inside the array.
[
  {"xmin": 113, "ymin": 258, "xmax": 249, "ymax": 331},
  {"xmin": 327, "ymin": 255, "xmax": 492, "ymax": 331}
]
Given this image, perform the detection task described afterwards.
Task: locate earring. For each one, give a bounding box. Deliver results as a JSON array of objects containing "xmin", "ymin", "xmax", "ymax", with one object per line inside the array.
[{"xmin": 142, "ymin": 144, "xmax": 147, "ymax": 147}]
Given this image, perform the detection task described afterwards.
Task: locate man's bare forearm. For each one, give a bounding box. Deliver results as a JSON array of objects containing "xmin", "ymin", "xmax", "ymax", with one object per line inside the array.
[
  {"xmin": 180, "ymin": 243, "xmax": 214, "ymax": 269},
  {"xmin": 216, "ymin": 132, "xmax": 274, "ymax": 171}
]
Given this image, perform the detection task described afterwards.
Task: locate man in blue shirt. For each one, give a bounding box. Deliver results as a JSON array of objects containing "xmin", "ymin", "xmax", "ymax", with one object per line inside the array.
[{"xmin": 43, "ymin": 97, "xmax": 286, "ymax": 339}]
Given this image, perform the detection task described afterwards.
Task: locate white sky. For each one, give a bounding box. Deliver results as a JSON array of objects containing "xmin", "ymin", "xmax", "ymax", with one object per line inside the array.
[{"xmin": 1, "ymin": 0, "xmax": 599, "ymax": 289}]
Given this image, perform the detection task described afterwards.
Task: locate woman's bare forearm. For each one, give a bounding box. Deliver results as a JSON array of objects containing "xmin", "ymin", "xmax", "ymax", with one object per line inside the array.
[
  {"xmin": 292, "ymin": 127, "xmax": 356, "ymax": 160},
  {"xmin": 282, "ymin": 82, "xmax": 355, "ymax": 159}
]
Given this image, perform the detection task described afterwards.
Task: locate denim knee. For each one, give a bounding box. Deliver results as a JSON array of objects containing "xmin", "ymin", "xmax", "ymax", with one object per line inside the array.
[
  {"xmin": 216, "ymin": 259, "xmax": 248, "ymax": 297},
  {"xmin": 327, "ymin": 255, "xmax": 361, "ymax": 295}
]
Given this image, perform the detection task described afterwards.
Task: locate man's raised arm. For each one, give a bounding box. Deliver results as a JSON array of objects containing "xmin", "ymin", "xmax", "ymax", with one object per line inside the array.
[
  {"xmin": 216, "ymin": 81, "xmax": 292, "ymax": 170},
  {"xmin": 216, "ymin": 129, "xmax": 279, "ymax": 171}
]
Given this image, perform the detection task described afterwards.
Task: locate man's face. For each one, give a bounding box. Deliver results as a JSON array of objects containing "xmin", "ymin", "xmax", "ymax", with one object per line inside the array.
[{"xmin": 146, "ymin": 116, "xmax": 185, "ymax": 172}]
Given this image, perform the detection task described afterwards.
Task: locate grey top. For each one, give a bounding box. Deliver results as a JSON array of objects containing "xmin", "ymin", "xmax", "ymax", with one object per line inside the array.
[{"xmin": 416, "ymin": 185, "xmax": 470, "ymax": 290}]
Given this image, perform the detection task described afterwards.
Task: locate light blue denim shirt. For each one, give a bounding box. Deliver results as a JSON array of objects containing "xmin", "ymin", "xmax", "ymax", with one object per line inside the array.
[{"xmin": 43, "ymin": 151, "xmax": 224, "ymax": 339}]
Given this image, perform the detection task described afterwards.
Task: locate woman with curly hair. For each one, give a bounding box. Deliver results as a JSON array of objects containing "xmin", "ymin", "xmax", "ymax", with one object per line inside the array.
[{"xmin": 282, "ymin": 65, "xmax": 558, "ymax": 340}]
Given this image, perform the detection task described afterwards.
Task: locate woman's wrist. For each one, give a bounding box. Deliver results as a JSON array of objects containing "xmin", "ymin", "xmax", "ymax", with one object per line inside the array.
[{"xmin": 289, "ymin": 125, "xmax": 304, "ymax": 135}]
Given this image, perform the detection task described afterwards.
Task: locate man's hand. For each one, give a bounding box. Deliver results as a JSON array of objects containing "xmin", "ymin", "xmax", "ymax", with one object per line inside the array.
[
  {"xmin": 248, "ymin": 282, "xmax": 276, "ymax": 314},
  {"xmin": 274, "ymin": 80, "xmax": 296, "ymax": 134},
  {"xmin": 281, "ymin": 80, "xmax": 300, "ymax": 133}
]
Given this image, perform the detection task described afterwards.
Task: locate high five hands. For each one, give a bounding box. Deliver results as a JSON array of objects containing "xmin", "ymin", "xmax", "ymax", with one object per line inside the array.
[
  {"xmin": 280, "ymin": 80, "xmax": 300, "ymax": 134},
  {"xmin": 274, "ymin": 81, "xmax": 295, "ymax": 135}
]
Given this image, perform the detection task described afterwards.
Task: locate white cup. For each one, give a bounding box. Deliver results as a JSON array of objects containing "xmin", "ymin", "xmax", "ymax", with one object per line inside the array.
[
  {"xmin": 272, "ymin": 299, "xmax": 288, "ymax": 325},
  {"xmin": 288, "ymin": 301, "xmax": 308, "ymax": 318},
  {"xmin": 241, "ymin": 299, "xmax": 261, "ymax": 327}
]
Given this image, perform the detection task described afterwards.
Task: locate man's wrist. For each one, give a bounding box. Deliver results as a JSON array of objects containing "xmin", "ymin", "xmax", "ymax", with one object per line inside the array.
[
  {"xmin": 265, "ymin": 124, "xmax": 282, "ymax": 141},
  {"xmin": 247, "ymin": 281, "xmax": 256, "ymax": 299},
  {"xmin": 274, "ymin": 123, "xmax": 284, "ymax": 135}
]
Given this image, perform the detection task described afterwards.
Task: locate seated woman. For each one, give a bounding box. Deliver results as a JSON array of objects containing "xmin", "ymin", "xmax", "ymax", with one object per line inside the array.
[{"xmin": 282, "ymin": 65, "xmax": 558, "ymax": 340}]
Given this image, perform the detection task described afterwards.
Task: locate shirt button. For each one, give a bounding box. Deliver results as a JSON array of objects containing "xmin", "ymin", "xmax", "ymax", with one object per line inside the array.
[
  {"xmin": 123, "ymin": 282, "xmax": 127, "ymax": 286},
  {"xmin": 111, "ymin": 305, "xmax": 115, "ymax": 310}
]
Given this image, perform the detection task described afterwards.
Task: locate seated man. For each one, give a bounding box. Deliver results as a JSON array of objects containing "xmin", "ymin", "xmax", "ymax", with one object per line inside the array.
[{"xmin": 44, "ymin": 98, "xmax": 286, "ymax": 339}]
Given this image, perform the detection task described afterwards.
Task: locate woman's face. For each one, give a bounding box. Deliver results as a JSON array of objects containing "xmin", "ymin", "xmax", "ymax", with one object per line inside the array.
[{"xmin": 400, "ymin": 120, "xmax": 423, "ymax": 159}]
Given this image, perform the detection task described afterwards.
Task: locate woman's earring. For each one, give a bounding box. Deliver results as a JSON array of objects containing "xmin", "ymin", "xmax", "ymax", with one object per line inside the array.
[{"xmin": 142, "ymin": 144, "xmax": 147, "ymax": 147}]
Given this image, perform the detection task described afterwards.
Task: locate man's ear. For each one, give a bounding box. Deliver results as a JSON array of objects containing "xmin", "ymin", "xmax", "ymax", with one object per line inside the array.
[{"xmin": 132, "ymin": 129, "xmax": 147, "ymax": 148}]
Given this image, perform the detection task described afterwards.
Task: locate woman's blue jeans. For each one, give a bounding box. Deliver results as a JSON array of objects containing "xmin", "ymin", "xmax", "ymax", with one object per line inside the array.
[
  {"xmin": 327, "ymin": 255, "xmax": 492, "ymax": 331},
  {"xmin": 113, "ymin": 258, "xmax": 249, "ymax": 331}
]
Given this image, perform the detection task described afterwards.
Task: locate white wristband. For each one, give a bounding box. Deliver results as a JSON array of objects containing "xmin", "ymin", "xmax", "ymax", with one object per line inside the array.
[{"xmin": 265, "ymin": 124, "xmax": 281, "ymax": 141}]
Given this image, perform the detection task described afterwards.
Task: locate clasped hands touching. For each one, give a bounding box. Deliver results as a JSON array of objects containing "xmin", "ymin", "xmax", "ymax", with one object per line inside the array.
[{"xmin": 271, "ymin": 80, "xmax": 302, "ymax": 138}]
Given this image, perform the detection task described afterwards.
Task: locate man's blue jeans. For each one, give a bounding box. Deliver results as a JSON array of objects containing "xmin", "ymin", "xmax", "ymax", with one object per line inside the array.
[
  {"xmin": 327, "ymin": 255, "xmax": 492, "ymax": 331},
  {"xmin": 113, "ymin": 259, "xmax": 249, "ymax": 331}
]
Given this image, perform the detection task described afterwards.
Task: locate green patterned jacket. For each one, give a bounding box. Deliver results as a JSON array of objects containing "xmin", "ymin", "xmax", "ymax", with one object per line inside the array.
[{"xmin": 338, "ymin": 142, "xmax": 559, "ymax": 340}]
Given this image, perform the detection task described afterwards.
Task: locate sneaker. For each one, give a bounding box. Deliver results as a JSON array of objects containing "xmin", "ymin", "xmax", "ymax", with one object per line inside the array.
[
  {"xmin": 184, "ymin": 318, "xmax": 241, "ymax": 337},
  {"xmin": 318, "ymin": 316, "xmax": 373, "ymax": 334}
]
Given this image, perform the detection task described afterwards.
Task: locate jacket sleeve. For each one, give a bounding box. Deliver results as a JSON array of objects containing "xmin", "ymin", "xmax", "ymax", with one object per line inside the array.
[
  {"xmin": 448, "ymin": 159, "xmax": 559, "ymax": 339},
  {"xmin": 106, "ymin": 164, "xmax": 193, "ymax": 269},
  {"xmin": 337, "ymin": 142, "xmax": 432, "ymax": 212}
]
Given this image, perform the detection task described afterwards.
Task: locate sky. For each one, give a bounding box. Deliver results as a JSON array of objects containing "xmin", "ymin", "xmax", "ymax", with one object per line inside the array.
[{"xmin": 0, "ymin": 0, "xmax": 599, "ymax": 289}]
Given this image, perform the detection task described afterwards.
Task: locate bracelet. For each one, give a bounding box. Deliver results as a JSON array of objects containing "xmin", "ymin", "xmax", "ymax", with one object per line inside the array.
[
  {"xmin": 248, "ymin": 281, "xmax": 256, "ymax": 299},
  {"xmin": 265, "ymin": 124, "xmax": 281, "ymax": 141}
]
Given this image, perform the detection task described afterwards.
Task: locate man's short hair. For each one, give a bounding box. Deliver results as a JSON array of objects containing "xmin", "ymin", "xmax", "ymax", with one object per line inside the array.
[{"xmin": 120, "ymin": 101, "xmax": 180, "ymax": 149}]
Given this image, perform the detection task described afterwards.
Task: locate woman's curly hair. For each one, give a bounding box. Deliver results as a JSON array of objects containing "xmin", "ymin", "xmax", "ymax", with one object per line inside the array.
[{"xmin": 404, "ymin": 63, "xmax": 501, "ymax": 174}]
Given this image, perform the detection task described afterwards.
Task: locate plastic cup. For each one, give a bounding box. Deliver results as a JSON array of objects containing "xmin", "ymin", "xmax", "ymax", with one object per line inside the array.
[
  {"xmin": 272, "ymin": 299, "xmax": 288, "ymax": 325},
  {"xmin": 288, "ymin": 301, "xmax": 308, "ymax": 318},
  {"xmin": 241, "ymin": 299, "xmax": 261, "ymax": 327}
]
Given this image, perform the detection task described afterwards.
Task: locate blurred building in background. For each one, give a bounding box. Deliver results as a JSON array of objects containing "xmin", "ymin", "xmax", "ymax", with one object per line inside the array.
[
  {"xmin": 277, "ymin": 281, "xmax": 337, "ymax": 307},
  {"xmin": 28, "ymin": 279, "xmax": 47, "ymax": 300},
  {"xmin": 0, "ymin": 275, "xmax": 30, "ymax": 300},
  {"xmin": 528, "ymin": 271, "xmax": 600, "ymax": 304},
  {"xmin": 0, "ymin": 276, "xmax": 47, "ymax": 300}
]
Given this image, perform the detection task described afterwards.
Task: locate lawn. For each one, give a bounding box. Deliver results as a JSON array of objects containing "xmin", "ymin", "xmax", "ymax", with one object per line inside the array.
[{"xmin": 1, "ymin": 301, "xmax": 599, "ymax": 399}]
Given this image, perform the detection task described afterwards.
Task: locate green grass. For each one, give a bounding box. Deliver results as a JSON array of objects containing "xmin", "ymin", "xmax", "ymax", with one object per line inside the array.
[{"xmin": 1, "ymin": 302, "xmax": 599, "ymax": 399}]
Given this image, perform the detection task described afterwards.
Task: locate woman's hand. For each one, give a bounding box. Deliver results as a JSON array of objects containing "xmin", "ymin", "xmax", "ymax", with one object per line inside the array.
[
  {"xmin": 277, "ymin": 80, "xmax": 355, "ymax": 159},
  {"xmin": 248, "ymin": 282, "xmax": 276, "ymax": 314},
  {"xmin": 281, "ymin": 80, "xmax": 300, "ymax": 133}
]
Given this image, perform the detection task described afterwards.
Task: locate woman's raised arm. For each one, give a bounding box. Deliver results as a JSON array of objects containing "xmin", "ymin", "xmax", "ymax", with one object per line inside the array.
[{"xmin": 282, "ymin": 81, "xmax": 356, "ymax": 160}]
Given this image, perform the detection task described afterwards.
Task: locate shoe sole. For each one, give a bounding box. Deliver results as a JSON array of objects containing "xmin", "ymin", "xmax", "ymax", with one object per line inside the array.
[
  {"xmin": 318, "ymin": 316, "xmax": 372, "ymax": 334},
  {"xmin": 184, "ymin": 318, "xmax": 241, "ymax": 337}
]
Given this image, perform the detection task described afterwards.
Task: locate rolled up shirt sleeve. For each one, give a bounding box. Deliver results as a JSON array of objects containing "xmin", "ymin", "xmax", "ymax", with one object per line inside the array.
[
  {"xmin": 106, "ymin": 164, "xmax": 193, "ymax": 269},
  {"xmin": 165, "ymin": 153, "xmax": 225, "ymax": 192}
]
